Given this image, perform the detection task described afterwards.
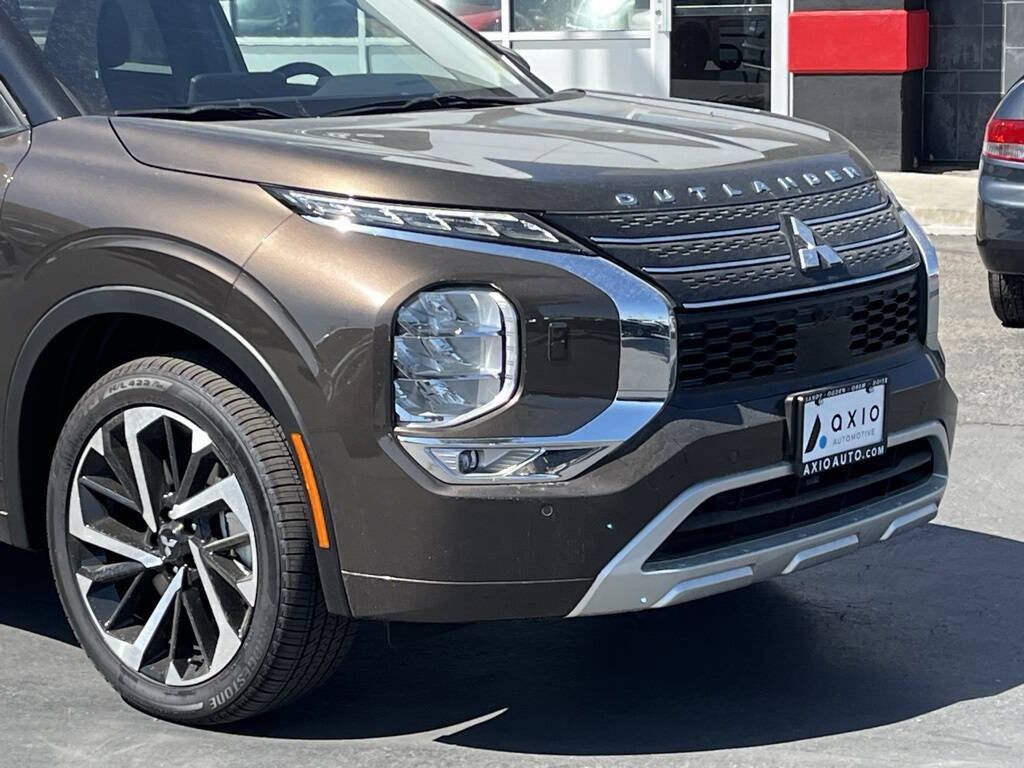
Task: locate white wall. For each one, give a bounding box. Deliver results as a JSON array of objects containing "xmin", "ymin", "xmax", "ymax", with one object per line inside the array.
[{"xmin": 511, "ymin": 38, "xmax": 657, "ymax": 95}]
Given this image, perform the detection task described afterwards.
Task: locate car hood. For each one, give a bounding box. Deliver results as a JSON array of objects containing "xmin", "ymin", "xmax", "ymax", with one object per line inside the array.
[{"xmin": 110, "ymin": 92, "xmax": 874, "ymax": 213}]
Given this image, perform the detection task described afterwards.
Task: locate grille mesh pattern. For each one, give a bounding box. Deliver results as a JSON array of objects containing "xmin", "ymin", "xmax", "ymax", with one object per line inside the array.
[
  {"xmin": 676, "ymin": 276, "xmax": 920, "ymax": 389},
  {"xmin": 638, "ymin": 233, "xmax": 789, "ymax": 266},
  {"xmin": 815, "ymin": 209, "xmax": 901, "ymax": 242},
  {"xmin": 849, "ymin": 283, "xmax": 920, "ymax": 355}
]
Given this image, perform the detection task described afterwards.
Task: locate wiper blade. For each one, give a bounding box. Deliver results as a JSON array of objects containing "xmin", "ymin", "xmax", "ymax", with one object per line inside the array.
[
  {"xmin": 114, "ymin": 104, "xmax": 295, "ymax": 121},
  {"xmin": 322, "ymin": 93, "xmax": 537, "ymax": 118}
]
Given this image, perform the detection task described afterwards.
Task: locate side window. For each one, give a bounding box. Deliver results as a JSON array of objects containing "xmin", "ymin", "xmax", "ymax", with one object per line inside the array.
[
  {"xmin": 0, "ymin": 101, "xmax": 17, "ymax": 134},
  {"xmin": 109, "ymin": 0, "xmax": 172, "ymax": 73},
  {"xmin": 227, "ymin": 0, "xmax": 491, "ymax": 82},
  {"xmin": 20, "ymin": 0, "xmax": 57, "ymax": 45},
  {"xmin": 16, "ymin": 0, "xmax": 168, "ymax": 69},
  {"xmin": 0, "ymin": 97, "xmax": 21, "ymax": 135}
]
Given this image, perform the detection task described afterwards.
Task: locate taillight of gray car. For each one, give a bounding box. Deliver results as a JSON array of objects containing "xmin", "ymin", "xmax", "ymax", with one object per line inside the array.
[
  {"xmin": 0, "ymin": 0, "xmax": 955, "ymax": 726},
  {"xmin": 979, "ymin": 78, "xmax": 1024, "ymax": 325}
]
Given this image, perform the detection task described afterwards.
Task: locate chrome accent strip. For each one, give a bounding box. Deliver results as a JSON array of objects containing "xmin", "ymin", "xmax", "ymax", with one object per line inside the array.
[
  {"xmin": 315, "ymin": 220, "xmax": 677, "ymax": 484},
  {"xmin": 900, "ymin": 211, "xmax": 941, "ymax": 353},
  {"xmin": 780, "ymin": 534, "xmax": 859, "ymax": 574},
  {"xmin": 651, "ymin": 566, "xmax": 754, "ymax": 609},
  {"xmin": 642, "ymin": 253, "xmax": 790, "ymax": 275},
  {"xmin": 589, "ymin": 200, "xmax": 891, "ymax": 246},
  {"xmin": 568, "ymin": 421, "xmax": 950, "ymax": 617},
  {"xmin": 678, "ymin": 262, "xmax": 919, "ymax": 310},
  {"xmin": 639, "ymin": 228, "xmax": 904, "ymax": 276},
  {"xmin": 396, "ymin": 400, "xmax": 662, "ymax": 484},
  {"xmin": 881, "ymin": 504, "xmax": 938, "ymax": 541}
]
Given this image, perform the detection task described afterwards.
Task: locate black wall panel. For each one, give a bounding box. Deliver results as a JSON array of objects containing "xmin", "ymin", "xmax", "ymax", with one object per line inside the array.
[{"xmin": 793, "ymin": 72, "xmax": 923, "ymax": 171}]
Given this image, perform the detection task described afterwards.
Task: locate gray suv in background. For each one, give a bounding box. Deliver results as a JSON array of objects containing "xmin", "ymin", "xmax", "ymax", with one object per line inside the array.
[
  {"xmin": 980, "ymin": 77, "xmax": 1024, "ymax": 326},
  {"xmin": 0, "ymin": 0, "xmax": 954, "ymax": 725}
]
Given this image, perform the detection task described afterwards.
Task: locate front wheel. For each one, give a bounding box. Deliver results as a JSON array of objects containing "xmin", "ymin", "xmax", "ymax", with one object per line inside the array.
[
  {"xmin": 988, "ymin": 272, "xmax": 1024, "ymax": 327},
  {"xmin": 47, "ymin": 357, "xmax": 354, "ymax": 724}
]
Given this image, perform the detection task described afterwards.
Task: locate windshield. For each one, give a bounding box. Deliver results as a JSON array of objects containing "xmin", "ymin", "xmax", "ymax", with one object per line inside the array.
[{"xmin": 1, "ymin": 0, "xmax": 548, "ymax": 117}]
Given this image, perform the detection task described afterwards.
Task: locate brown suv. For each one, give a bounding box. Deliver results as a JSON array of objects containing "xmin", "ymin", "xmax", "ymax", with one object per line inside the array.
[{"xmin": 0, "ymin": 0, "xmax": 954, "ymax": 725}]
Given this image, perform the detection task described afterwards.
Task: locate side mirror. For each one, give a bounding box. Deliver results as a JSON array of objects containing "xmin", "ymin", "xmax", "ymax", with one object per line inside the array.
[{"xmin": 495, "ymin": 44, "xmax": 531, "ymax": 73}]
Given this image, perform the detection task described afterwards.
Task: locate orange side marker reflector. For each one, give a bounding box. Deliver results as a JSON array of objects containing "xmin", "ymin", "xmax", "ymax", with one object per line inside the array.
[{"xmin": 290, "ymin": 433, "xmax": 331, "ymax": 549}]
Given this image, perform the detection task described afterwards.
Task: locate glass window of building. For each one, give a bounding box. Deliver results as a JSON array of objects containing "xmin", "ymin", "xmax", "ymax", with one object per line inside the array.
[
  {"xmin": 513, "ymin": 0, "xmax": 651, "ymax": 32},
  {"xmin": 670, "ymin": 1, "xmax": 771, "ymax": 111}
]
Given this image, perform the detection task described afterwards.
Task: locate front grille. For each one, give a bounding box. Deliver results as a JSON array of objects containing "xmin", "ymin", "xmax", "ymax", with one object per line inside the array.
[
  {"xmin": 646, "ymin": 439, "xmax": 935, "ymax": 567},
  {"xmin": 665, "ymin": 238, "xmax": 913, "ymax": 303},
  {"xmin": 546, "ymin": 181, "xmax": 921, "ymax": 308},
  {"xmin": 676, "ymin": 275, "xmax": 921, "ymax": 388},
  {"xmin": 547, "ymin": 177, "xmax": 927, "ymax": 387}
]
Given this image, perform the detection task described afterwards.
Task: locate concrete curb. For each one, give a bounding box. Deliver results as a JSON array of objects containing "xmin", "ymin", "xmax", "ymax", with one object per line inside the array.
[
  {"xmin": 923, "ymin": 224, "xmax": 975, "ymax": 237},
  {"xmin": 878, "ymin": 170, "xmax": 977, "ymax": 237}
]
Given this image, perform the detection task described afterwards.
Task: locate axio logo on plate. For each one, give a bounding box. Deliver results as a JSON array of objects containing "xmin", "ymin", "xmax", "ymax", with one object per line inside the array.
[{"xmin": 800, "ymin": 379, "xmax": 887, "ymax": 476}]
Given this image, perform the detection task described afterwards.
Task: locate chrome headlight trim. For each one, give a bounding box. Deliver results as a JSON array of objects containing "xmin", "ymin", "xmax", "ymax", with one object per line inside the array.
[
  {"xmin": 397, "ymin": 400, "xmax": 665, "ymax": 484},
  {"xmin": 900, "ymin": 210, "xmax": 941, "ymax": 353},
  {"xmin": 332, "ymin": 224, "xmax": 677, "ymax": 484}
]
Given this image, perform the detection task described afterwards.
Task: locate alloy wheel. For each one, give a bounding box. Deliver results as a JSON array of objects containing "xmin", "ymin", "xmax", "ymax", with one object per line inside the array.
[{"xmin": 67, "ymin": 406, "xmax": 257, "ymax": 686}]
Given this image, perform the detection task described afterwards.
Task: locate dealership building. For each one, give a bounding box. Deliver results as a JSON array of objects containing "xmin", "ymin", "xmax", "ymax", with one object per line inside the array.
[{"xmin": 437, "ymin": 0, "xmax": 1022, "ymax": 170}]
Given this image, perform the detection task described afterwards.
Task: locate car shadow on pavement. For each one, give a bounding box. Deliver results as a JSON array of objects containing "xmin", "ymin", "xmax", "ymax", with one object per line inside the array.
[
  {"xmin": 0, "ymin": 543, "xmax": 76, "ymax": 645},
  {"xmin": 4, "ymin": 524, "xmax": 1022, "ymax": 755},
  {"xmin": 231, "ymin": 523, "xmax": 1024, "ymax": 755}
]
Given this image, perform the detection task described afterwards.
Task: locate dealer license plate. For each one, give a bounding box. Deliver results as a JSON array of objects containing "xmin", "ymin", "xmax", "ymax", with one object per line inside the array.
[{"xmin": 794, "ymin": 377, "xmax": 888, "ymax": 477}]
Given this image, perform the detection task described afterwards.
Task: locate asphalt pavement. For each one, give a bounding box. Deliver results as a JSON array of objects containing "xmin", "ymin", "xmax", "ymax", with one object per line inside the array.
[{"xmin": 2, "ymin": 235, "xmax": 1023, "ymax": 768}]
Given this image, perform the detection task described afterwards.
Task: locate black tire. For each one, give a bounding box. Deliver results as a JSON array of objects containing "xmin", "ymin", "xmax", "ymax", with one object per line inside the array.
[
  {"xmin": 988, "ymin": 272, "xmax": 1024, "ymax": 327},
  {"xmin": 47, "ymin": 356, "xmax": 355, "ymax": 725}
]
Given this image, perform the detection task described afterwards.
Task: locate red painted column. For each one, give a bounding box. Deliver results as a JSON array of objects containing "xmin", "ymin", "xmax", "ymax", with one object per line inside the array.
[{"xmin": 789, "ymin": 10, "xmax": 929, "ymax": 74}]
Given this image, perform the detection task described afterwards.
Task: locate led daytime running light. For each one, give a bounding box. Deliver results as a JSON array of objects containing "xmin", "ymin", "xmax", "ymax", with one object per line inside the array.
[{"xmin": 269, "ymin": 188, "xmax": 581, "ymax": 250}]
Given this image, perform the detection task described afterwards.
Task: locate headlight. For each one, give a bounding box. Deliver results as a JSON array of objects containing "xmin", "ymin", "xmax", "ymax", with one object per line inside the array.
[
  {"xmin": 267, "ymin": 187, "xmax": 583, "ymax": 251},
  {"xmin": 394, "ymin": 288, "xmax": 518, "ymax": 427}
]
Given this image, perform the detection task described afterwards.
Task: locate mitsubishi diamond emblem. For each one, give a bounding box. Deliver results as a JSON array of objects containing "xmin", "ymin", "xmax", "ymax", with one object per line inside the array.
[{"xmin": 785, "ymin": 215, "xmax": 844, "ymax": 272}]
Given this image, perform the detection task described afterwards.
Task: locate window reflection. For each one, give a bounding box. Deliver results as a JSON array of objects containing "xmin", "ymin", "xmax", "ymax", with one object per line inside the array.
[
  {"xmin": 433, "ymin": 0, "xmax": 501, "ymax": 32},
  {"xmin": 513, "ymin": 0, "xmax": 650, "ymax": 32},
  {"xmin": 670, "ymin": 4, "xmax": 770, "ymax": 110},
  {"xmin": 224, "ymin": 0, "xmax": 500, "ymax": 36}
]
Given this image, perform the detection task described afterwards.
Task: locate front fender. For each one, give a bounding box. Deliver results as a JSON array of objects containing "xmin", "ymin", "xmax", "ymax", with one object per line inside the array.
[{"xmin": 5, "ymin": 278, "xmax": 350, "ymax": 614}]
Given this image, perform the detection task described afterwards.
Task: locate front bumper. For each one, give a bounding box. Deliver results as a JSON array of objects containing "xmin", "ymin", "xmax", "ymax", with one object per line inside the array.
[
  {"xmin": 978, "ymin": 158, "xmax": 1024, "ymax": 275},
  {"xmin": 569, "ymin": 420, "xmax": 948, "ymax": 617},
  {"xmin": 340, "ymin": 348, "xmax": 956, "ymax": 622}
]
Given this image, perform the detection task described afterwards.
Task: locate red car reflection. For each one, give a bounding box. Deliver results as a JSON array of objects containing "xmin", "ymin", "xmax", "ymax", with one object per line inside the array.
[{"xmin": 447, "ymin": 2, "xmax": 501, "ymax": 30}]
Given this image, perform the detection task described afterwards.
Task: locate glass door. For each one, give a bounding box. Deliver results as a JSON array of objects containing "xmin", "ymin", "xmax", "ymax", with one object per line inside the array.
[{"xmin": 669, "ymin": 0, "xmax": 773, "ymax": 110}]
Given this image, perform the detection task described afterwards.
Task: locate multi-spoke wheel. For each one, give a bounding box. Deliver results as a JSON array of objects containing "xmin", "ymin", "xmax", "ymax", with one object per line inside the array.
[
  {"xmin": 48, "ymin": 357, "xmax": 355, "ymax": 724},
  {"xmin": 70, "ymin": 407, "xmax": 256, "ymax": 686}
]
